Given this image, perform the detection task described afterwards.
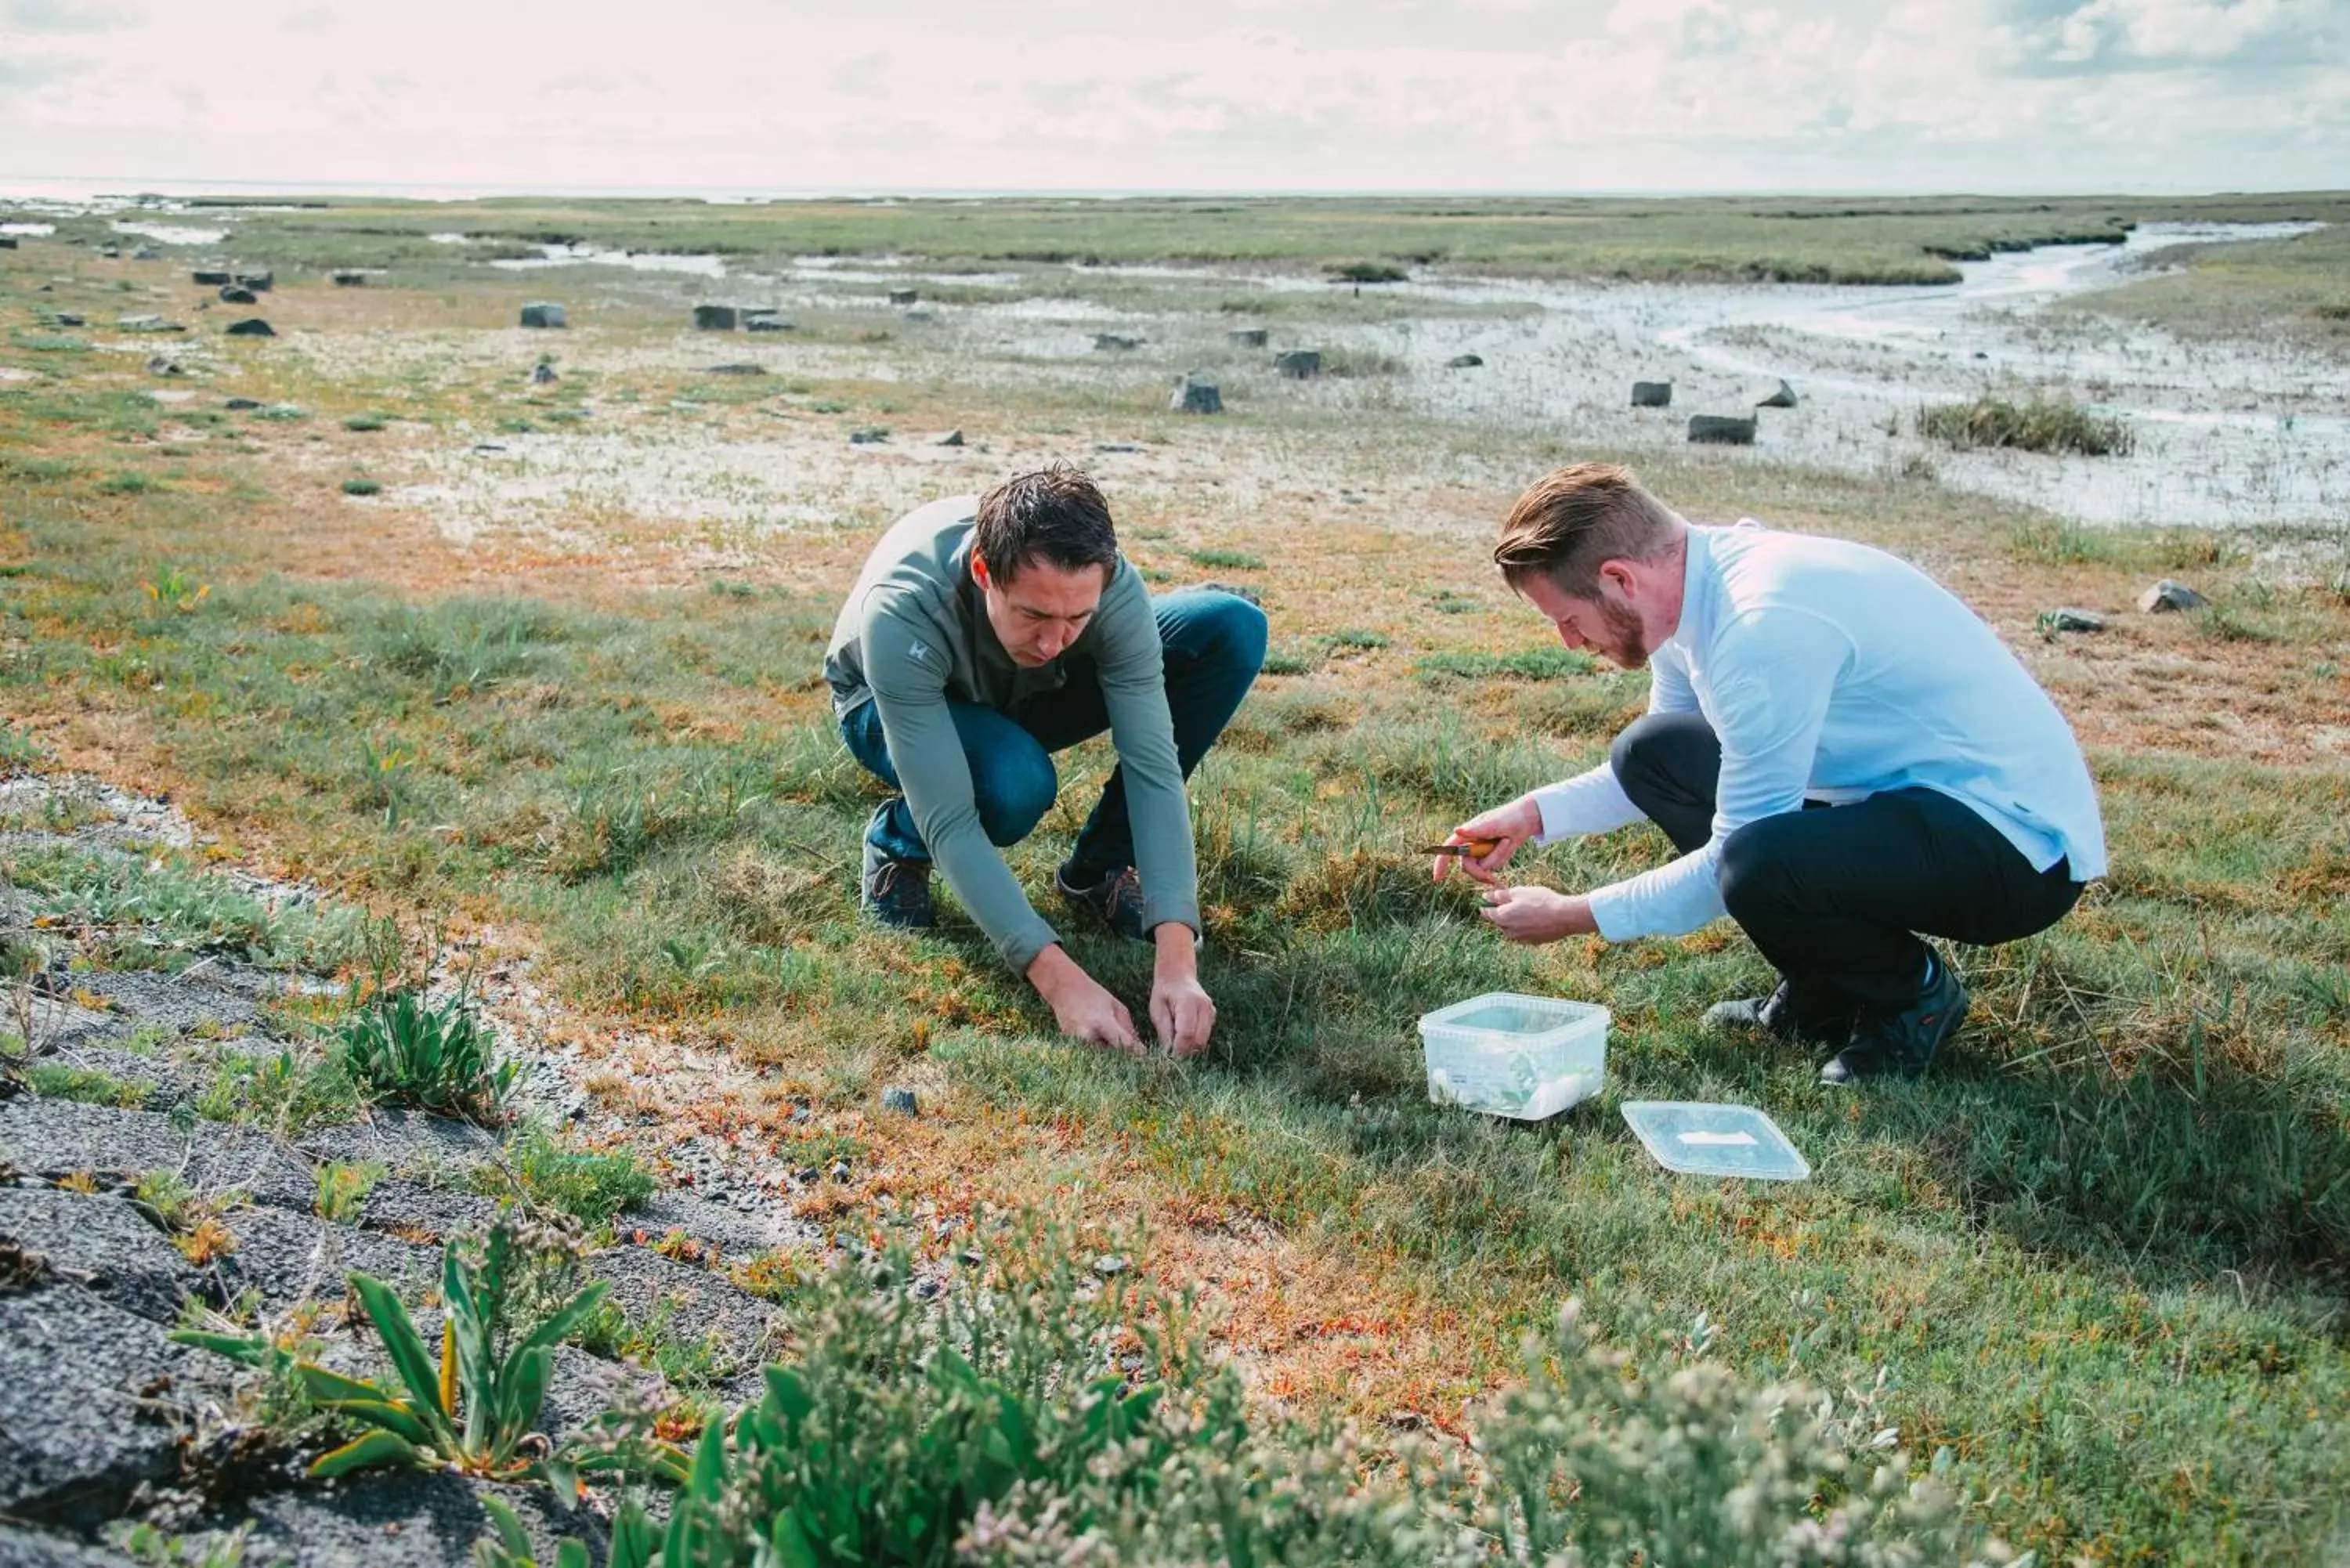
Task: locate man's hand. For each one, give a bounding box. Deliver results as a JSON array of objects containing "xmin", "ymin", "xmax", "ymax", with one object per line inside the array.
[
  {"xmin": 1025, "ymin": 945, "xmax": 1141, "ymax": 1054},
  {"xmin": 1435, "ymin": 796, "xmax": 1543, "ymax": 887},
  {"xmin": 1148, "ymin": 923, "xmax": 1216, "ymax": 1057},
  {"xmin": 1478, "ymin": 885, "xmax": 1598, "ymax": 945}
]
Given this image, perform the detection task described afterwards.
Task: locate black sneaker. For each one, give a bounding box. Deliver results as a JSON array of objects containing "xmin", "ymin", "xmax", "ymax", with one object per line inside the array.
[
  {"xmin": 1055, "ymin": 862, "xmax": 1149, "ymax": 942},
  {"xmin": 861, "ymin": 840, "xmax": 934, "ymax": 930},
  {"xmin": 1820, "ymin": 958, "xmax": 1967, "ymax": 1086},
  {"xmin": 1703, "ymin": 978, "xmax": 1855, "ymax": 1046}
]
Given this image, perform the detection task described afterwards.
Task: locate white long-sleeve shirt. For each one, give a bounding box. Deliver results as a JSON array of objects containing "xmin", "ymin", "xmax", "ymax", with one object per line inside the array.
[{"xmin": 1532, "ymin": 522, "xmax": 2107, "ymax": 942}]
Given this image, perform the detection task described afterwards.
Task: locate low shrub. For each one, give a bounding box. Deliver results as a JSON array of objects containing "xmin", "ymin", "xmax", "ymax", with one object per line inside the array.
[
  {"xmin": 486, "ymin": 1125, "xmax": 658, "ymax": 1227},
  {"xmin": 1917, "ymin": 395, "xmax": 2133, "ymax": 456},
  {"xmin": 333, "ymin": 985, "xmax": 515, "ymax": 1120}
]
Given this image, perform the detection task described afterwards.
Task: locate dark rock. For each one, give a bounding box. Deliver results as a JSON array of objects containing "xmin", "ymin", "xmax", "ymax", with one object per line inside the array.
[
  {"xmin": 191, "ymin": 270, "xmax": 230, "ymax": 286},
  {"xmin": 0, "ymin": 237, "xmax": 17, "ymax": 251},
  {"xmin": 0, "ymin": 1100, "xmax": 313, "ymax": 1212},
  {"xmin": 519, "ymin": 303, "xmax": 566, "ymax": 329},
  {"xmin": 1171, "ymin": 373, "xmax": 1222, "ymax": 414},
  {"xmin": 1273, "ymin": 350, "xmax": 1321, "ymax": 378},
  {"xmin": 0, "ymin": 1527, "xmax": 142, "ymax": 1565},
  {"xmin": 1227, "ymin": 328, "xmax": 1268, "ymax": 347},
  {"xmin": 882, "ymin": 1087, "xmax": 918, "ymax": 1116},
  {"xmin": 289, "ymin": 1106, "xmax": 495, "ymax": 1172},
  {"xmin": 232, "ymin": 1466, "xmax": 601, "ymax": 1568},
  {"xmin": 1446, "ymin": 352, "xmax": 1484, "ymax": 368},
  {"xmin": 146, "ymin": 356, "xmax": 183, "ymax": 378},
  {"xmin": 530, "ymin": 361, "xmax": 557, "ymax": 385},
  {"xmin": 902, "ymin": 309, "xmax": 935, "ymax": 323},
  {"xmin": 745, "ymin": 315, "xmax": 794, "ymax": 333},
  {"xmin": 1090, "ymin": 1253, "xmax": 1128, "ymax": 1277},
  {"xmin": 213, "ymin": 1205, "xmax": 439, "ymax": 1312},
  {"xmin": 1755, "ymin": 378, "xmax": 1798, "ymax": 409},
  {"xmin": 218, "ymin": 286, "xmax": 257, "ymax": 305},
  {"xmin": 223, "ymin": 397, "xmax": 262, "ymax": 411},
  {"xmin": 99, "ymin": 244, "xmax": 119, "ymax": 258},
  {"xmin": 1632, "ymin": 381, "xmax": 1673, "ymax": 407},
  {"xmin": 0, "ymin": 1188, "xmax": 198, "ymax": 1324},
  {"xmin": 2047, "ymin": 608, "xmax": 2110, "ymax": 633},
  {"xmin": 331, "ymin": 270, "xmax": 366, "ymax": 286},
  {"xmin": 233, "ymin": 271, "xmax": 273, "ymax": 293},
  {"xmin": 705, "ymin": 363, "xmax": 765, "ymax": 375},
  {"xmin": 1973, "ymin": 349, "xmax": 1990, "ymax": 359},
  {"xmin": 225, "ymin": 319, "xmax": 275, "ymax": 338},
  {"xmin": 52, "ymin": 314, "xmax": 85, "ymax": 327},
  {"xmin": 1093, "ymin": 334, "xmax": 1142, "ymax": 352},
  {"xmin": 1687, "ymin": 414, "xmax": 1758, "ymax": 446},
  {"xmin": 130, "ymin": 246, "xmax": 160, "ymax": 262},
  {"xmin": 590, "ymin": 1245, "xmax": 780, "ymax": 1364},
  {"xmin": 887, "ymin": 288, "xmax": 918, "ymax": 306},
  {"xmin": 118, "ymin": 315, "xmax": 165, "ymax": 331},
  {"xmin": 848, "ymin": 428, "xmax": 889, "ymax": 445},
  {"xmin": 0, "ymin": 1284, "xmax": 233, "ymax": 1529},
  {"xmin": 1095, "ymin": 442, "xmax": 1144, "ymax": 453},
  {"xmin": 935, "ymin": 430, "xmax": 965, "ymax": 446},
  {"xmin": 692, "ymin": 304, "xmax": 738, "ymax": 331},
  {"xmin": 2138, "ymin": 579, "xmax": 2207, "ymax": 613}
]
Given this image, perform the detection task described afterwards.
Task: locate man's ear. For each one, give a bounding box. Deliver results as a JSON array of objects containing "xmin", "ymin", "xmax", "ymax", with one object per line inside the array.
[
  {"xmin": 971, "ymin": 553, "xmax": 994, "ymax": 593},
  {"xmin": 1596, "ymin": 558, "xmax": 1639, "ymax": 598}
]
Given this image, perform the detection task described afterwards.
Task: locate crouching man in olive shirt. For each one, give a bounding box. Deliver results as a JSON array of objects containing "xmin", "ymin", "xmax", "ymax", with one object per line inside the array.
[{"xmin": 824, "ymin": 466, "xmax": 1267, "ymax": 1057}]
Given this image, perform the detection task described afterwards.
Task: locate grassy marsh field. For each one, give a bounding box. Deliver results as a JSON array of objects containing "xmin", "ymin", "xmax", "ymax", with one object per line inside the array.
[{"xmin": 3, "ymin": 195, "xmax": 2348, "ymax": 1562}]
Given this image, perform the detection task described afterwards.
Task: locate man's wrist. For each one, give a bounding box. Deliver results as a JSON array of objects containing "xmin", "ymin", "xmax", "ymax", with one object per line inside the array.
[
  {"xmin": 1026, "ymin": 943, "xmax": 1081, "ymax": 999},
  {"xmin": 1152, "ymin": 922, "xmax": 1199, "ymax": 980}
]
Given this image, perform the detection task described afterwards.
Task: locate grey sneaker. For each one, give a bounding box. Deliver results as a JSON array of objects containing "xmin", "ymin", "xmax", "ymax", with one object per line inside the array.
[
  {"xmin": 1703, "ymin": 978, "xmax": 1854, "ymax": 1046},
  {"xmin": 861, "ymin": 840, "xmax": 934, "ymax": 931},
  {"xmin": 1820, "ymin": 959, "xmax": 1966, "ymax": 1086},
  {"xmin": 1055, "ymin": 862, "xmax": 1149, "ymax": 942}
]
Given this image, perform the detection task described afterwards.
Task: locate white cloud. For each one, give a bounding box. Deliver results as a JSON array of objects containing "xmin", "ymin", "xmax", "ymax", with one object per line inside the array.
[{"xmin": 0, "ymin": 0, "xmax": 2341, "ymax": 192}]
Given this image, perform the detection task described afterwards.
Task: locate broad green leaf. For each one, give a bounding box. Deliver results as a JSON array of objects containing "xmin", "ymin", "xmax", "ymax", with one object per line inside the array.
[
  {"xmin": 350, "ymin": 1272, "xmax": 448, "ymax": 1433},
  {"xmin": 165, "ymin": 1328, "xmax": 276, "ymax": 1365},
  {"xmin": 313, "ymin": 1396, "xmax": 435, "ymax": 1447},
  {"xmin": 296, "ymin": 1364, "xmax": 396, "ymax": 1406},
  {"xmin": 499, "ymin": 1281, "xmax": 609, "ymax": 1400},
  {"xmin": 609, "ymin": 1501, "xmax": 656, "ymax": 1568},
  {"xmin": 555, "ymin": 1543, "xmax": 590, "ymax": 1568},
  {"xmin": 770, "ymin": 1509, "xmax": 823, "ymax": 1568},
  {"xmin": 308, "ymin": 1427, "xmax": 420, "ymax": 1479},
  {"xmin": 481, "ymin": 1494, "xmax": 533, "ymax": 1558},
  {"xmin": 687, "ymin": 1415, "xmax": 727, "ymax": 1503}
]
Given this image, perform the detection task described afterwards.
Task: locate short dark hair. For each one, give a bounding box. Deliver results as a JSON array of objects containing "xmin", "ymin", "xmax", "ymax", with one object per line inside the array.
[
  {"xmin": 1492, "ymin": 463, "xmax": 1680, "ymax": 599},
  {"xmin": 972, "ymin": 464, "xmax": 1119, "ymax": 581}
]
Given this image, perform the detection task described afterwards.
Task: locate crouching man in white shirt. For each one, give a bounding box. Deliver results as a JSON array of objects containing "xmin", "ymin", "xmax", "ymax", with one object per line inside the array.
[{"xmin": 1437, "ymin": 463, "xmax": 2106, "ymax": 1084}]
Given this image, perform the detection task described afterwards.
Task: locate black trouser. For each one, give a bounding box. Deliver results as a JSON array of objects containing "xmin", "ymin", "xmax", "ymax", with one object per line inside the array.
[{"xmin": 1611, "ymin": 712, "xmax": 2084, "ymax": 1011}]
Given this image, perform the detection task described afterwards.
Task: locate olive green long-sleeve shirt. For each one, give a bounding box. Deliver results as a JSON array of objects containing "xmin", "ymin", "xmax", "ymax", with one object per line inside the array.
[{"xmin": 823, "ymin": 497, "xmax": 1201, "ymax": 973}]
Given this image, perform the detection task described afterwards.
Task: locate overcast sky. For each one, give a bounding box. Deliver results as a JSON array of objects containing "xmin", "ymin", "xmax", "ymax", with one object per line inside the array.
[{"xmin": 2, "ymin": 0, "xmax": 2344, "ymax": 196}]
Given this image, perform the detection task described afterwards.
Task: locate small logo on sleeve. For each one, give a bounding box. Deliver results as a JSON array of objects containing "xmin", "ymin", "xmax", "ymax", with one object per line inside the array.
[{"xmin": 907, "ymin": 639, "xmax": 937, "ymax": 669}]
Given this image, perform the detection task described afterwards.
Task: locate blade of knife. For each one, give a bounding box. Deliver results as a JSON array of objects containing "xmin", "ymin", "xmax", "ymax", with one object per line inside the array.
[{"xmin": 1419, "ymin": 839, "xmax": 1501, "ymax": 857}]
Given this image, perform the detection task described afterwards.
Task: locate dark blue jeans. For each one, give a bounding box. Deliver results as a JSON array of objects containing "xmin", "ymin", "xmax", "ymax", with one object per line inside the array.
[{"xmin": 840, "ymin": 590, "xmax": 1267, "ymax": 875}]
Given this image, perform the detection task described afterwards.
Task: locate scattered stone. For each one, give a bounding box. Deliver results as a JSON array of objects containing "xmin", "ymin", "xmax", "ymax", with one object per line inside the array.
[
  {"xmin": 233, "ymin": 271, "xmax": 273, "ymax": 292},
  {"xmin": 1446, "ymin": 352, "xmax": 1484, "ymax": 368},
  {"xmin": 331, "ymin": 269, "xmax": 366, "ymax": 286},
  {"xmin": 0, "ymin": 1284, "xmax": 233, "ymax": 1530},
  {"xmin": 519, "ymin": 302, "xmax": 566, "ymax": 329},
  {"xmin": 2138, "ymin": 579, "xmax": 2207, "ymax": 613},
  {"xmin": 0, "ymin": 1188, "xmax": 199, "ymax": 1326},
  {"xmin": 1973, "ymin": 349, "xmax": 1990, "ymax": 359},
  {"xmin": 705, "ymin": 362, "xmax": 765, "ymax": 375},
  {"xmin": 191, "ymin": 270, "xmax": 230, "ymax": 286},
  {"xmin": 52, "ymin": 314, "xmax": 85, "ymax": 327},
  {"xmin": 98, "ymin": 244, "xmax": 118, "ymax": 259},
  {"xmin": 1687, "ymin": 414, "xmax": 1758, "ymax": 446},
  {"xmin": 530, "ymin": 361, "xmax": 557, "ymax": 385},
  {"xmin": 0, "ymin": 237, "xmax": 16, "ymax": 250},
  {"xmin": 117, "ymin": 315, "xmax": 164, "ymax": 331},
  {"xmin": 1170, "ymin": 373, "xmax": 1223, "ymax": 414},
  {"xmin": 745, "ymin": 314, "xmax": 794, "ymax": 333},
  {"xmin": 935, "ymin": 429, "xmax": 964, "ymax": 446},
  {"xmin": 1632, "ymin": 380, "xmax": 1673, "ymax": 407},
  {"xmin": 1227, "ymin": 327, "xmax": 1268, "ymax": 347},
  {"xmin": 1755, "ymin": 378, "xmax": 1799, "ymax": 409},
  {"xmin": 882, "ymin": 1087, "xmax": 918, "ymax": 1116},
  {"xmin": 130, "ymin": 246, "xmax": 159, "ymax": 262},
  {"xmin": 2047, "ymin": 608, "xmax": 2110, "ymax": 633},
  {"xmin": 1274, "ymin": 349, "xmax": 1321, "ymax": 378},
  {"xmin": 223, "ymin": 397, "xmax": 262, "ymax": 410},
  {"xmin": 1093, "ymin": 333, "xmax": 1142, "ymax": 352},
  {"xmin": 471, "ymin": 442, "xmax": 507, "ymax": 453},
  {"xmin": 902, "ymin": 309, "xmax": 935, "ymax": 323},
  {"xmin": 887, "ymin": 288, "xmax": 918, "ymax": 306},
  {"xmin": 225, "ymin": 318, "xmax": 275, "ymax": 338},
  {"xmin": 848, "ymin": 428, "xmax": 890, "ymax": 445},
  {"xmin": 829, "ymin": 1161, "xmax": 852, "ymax": 1183},
  {"xmin": 217, "ymin": 285, "xmax": 257, "ymax": 305},
  {"xmin": 1095, "ymin": 442, "xmax": 1144, "ymax": 453},
  {"xmin": 692, "ymin": 304, "xmax": 738, "ymax": 331},
  {"xmin": 1090, "ymin": 1253, "xmax": 1129, "ymax": 1277},
  {"xmin": 145, "ymin": 356, "xmax": 182, "ymax": 378}
]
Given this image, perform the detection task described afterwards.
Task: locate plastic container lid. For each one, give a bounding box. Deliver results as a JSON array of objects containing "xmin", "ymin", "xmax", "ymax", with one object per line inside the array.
[{"xmin": 1620, "ymin": 1100, "xmax": 1811, "ymax": 1182}]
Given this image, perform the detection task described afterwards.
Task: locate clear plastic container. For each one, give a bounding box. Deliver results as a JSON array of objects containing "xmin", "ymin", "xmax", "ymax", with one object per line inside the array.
[
  {"xmin": 1418, "ymin": 992, "xmax": 1608, "ymax": 1120},
  {"xmin": 1619, "ymin": 1100, "xmax": 1811, "ymax": 1181}
]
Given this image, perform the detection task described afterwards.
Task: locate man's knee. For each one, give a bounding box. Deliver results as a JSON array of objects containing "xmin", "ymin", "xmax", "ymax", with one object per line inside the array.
[
  {"xmin": 972, "ymin": 752, "xmax": 1058, "ymax": 847},
  {"xmin": 1611, "ymin": 710, "xmax": 1712, "ymax": 787},
  {"xmin": 1717, "ymin": 814, "xmax": 1804, "ymax": 923},
  {"xmin": 1164, "ymin": 591, "xmax": 1269, "ymax": 676}
]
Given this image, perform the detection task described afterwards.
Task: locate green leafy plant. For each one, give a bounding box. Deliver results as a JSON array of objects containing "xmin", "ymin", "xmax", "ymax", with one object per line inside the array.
[
  {"xmin": 334, "ymin": 984, "xmax": 516, "ymax": 1120},
  {"xmin": 196, "ymin": 1047, "xmax": 360, "ymax": 1134},
  {"xmin": 172, "ymin": 1223, "xmax": 629, "ymax": 1487},
  {"xmin": 315, "ymin": 1159, "xmax": 386, "ymax": 1223},
  {"xmin": 343, "ymin": 414, "xmax": 389, "ymax": 432},
  {"xmin": 342, "ymin": 478, "xmax": 383, "ymax": 496},
  {"xmin": 25, "ymin": 1062, "xmax": 149, "ymax": 1107},
  {"xmin": 483, "ymin": 1125, "xmax": 656, "ymax": 1227},
  {"xmin": 1916, "ymin": 393, "xmax": 2132, "ymax": 456},
  {"xmin": 143, "ymin": 566, "xmax": 209, "ymax": 611}
]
